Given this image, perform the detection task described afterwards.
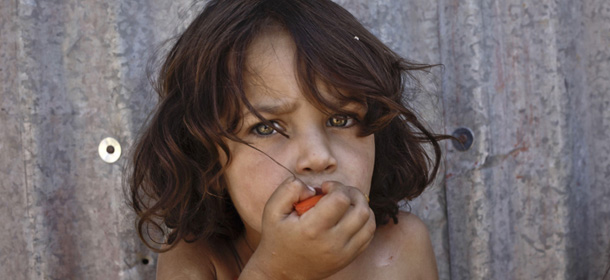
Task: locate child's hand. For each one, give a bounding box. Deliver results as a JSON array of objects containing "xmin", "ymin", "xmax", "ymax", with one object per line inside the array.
[{"xmin": 243, "ymin": 177, "xmax": 376, "ymax": 279}]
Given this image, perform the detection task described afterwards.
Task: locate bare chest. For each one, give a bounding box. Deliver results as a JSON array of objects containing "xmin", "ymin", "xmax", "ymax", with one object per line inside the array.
[{"xmin": 322, "ymin": 246, "xmax": 405, "ymax": 280}]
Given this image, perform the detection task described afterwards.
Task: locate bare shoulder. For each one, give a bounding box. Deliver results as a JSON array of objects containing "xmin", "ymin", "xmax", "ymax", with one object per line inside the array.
[
  {"xmin": 156, "ymin": 238, "xmax": 231, "ymax": 280},
  {"xmin": 374, "ymin": 211, "xmax": 439, "ymax": 279},
  {"xmin": 394, "ymin": 211, "xmax": 433, "ymax": 246}
]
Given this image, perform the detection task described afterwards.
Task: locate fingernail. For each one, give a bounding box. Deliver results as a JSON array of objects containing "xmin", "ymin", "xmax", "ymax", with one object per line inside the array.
[{"xmin": 306, "ymin": 184, "xmax": 316, "ymax": 193}]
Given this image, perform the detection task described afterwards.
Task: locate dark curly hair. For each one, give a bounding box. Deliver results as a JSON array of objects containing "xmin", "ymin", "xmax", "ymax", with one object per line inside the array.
[{"xmin": 128, "ymin": 0, "xmax": 448, "ymax": 252}]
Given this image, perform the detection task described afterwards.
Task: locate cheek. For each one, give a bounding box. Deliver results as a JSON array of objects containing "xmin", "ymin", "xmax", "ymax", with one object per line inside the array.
[
  {"xmin": 360, "ymin": 135, "xmax": 376, "ymax": 182},
  {"xmin": 335, "ymin": 134, "xmax": 376, "ymax": 189},
  {"xmin": 223, "ymin": 148, "xmax": 288, "ymax": 230}
]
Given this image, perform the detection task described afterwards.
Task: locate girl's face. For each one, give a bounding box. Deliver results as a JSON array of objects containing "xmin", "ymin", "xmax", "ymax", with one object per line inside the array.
[{"xmin": 221, "ymin": 29, "xmax": 375, "ymax": 243}]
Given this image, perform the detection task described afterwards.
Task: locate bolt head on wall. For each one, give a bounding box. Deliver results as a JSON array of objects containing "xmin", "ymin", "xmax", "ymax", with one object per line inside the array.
[
  {"xmin": 98, "ymin": 137, "xmax": 121, "ymax": 163},
  {"xmin": 451, "ymin": 127, "xmax": 474, "ymax": 151}
]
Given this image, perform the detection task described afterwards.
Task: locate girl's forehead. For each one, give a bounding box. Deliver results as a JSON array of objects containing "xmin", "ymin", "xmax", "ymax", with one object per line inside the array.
[
  {"xmin": 243, "ymin": 30, "xmax": 299, "ymax": 103},
  {"xmin": 240, "ymin": 25, "xmax": 365, "ymax": 115},
  {"xmin": 245, "ymin": 29, "xmax": 296, "ymax": 81}
]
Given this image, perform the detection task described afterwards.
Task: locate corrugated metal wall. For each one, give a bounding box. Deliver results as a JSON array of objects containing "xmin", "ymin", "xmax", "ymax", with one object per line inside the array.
[
  {"xmin": 1, "ymin": 0, "xmax": 608, "ymax": 279},
  {"xmin": 439, "ymin": 0, "xmax": 610, "ymax": 278}
]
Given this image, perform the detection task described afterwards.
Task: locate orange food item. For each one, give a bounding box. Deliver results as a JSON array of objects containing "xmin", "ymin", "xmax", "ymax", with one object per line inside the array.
[{"xmin": 294, "ymin": 194, "xmax": 324, "ymax": 215}]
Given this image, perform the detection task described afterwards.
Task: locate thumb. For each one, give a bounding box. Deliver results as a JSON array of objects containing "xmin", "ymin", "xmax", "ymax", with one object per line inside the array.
[{"xmin": 264, "ymin": 177, "xmax": 316, "ymax": 220}]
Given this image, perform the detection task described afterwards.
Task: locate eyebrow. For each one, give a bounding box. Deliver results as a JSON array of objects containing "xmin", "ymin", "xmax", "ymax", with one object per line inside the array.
[{"xmin": 245, "ymin": 100, "xmax": 300, "ymax": 116}]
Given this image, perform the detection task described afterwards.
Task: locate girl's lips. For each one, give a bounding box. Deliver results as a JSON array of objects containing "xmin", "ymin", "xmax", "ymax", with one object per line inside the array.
[
  {"xmin": 304, "ymin": 184, "xmax": 323, "ymax": 195},
  {"xmin": 305, "ymin": 184, "xmax": 316, "ymax": 193}
]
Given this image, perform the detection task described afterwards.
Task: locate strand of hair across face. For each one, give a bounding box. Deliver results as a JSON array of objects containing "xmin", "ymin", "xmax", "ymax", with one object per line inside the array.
[{"xmin": 244, "ymin": 143, "xmax": 298, "ymax": 180}]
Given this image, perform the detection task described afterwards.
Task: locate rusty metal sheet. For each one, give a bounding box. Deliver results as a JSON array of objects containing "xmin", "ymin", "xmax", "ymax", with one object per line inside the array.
[
  {"xmin": 1, "ymin": 0, "xmax": 30, "ymax": 279},
  {"xmin": 439, "ymin": 0, "xmax": 610, "ymax": 279},
  {"xmin": 1, "ymin": 0, "xmax": 196, "ymax": 278}
]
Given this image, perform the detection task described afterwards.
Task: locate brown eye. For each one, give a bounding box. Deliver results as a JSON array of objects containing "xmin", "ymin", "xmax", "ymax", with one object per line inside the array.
[
  {"xmin": 327, "ymin": 115, "xmax": 351, "ymax": 127},
  {"xmin": 253, "ymin": 122, "xmax": 278, "ymax": 136}
]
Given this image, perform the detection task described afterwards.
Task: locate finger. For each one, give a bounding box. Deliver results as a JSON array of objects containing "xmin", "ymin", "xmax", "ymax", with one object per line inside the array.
[
  {"xmin": 319, "ymin": 180, "xmax": 345, "ymax": 195},
  {"xmin": 344, "ymin": 207, "xmax": 376, "ymax": 256},
  {"xmin": 264, "ymin": 176, "xmax": 316, "ymax": 220},
  {"xmin": 332, "ymin": 187, "xmax": 371, "ymax": 238},
  {"xmin": 303, "ymin": 181, "xmax": 352, "ymax": 228}
]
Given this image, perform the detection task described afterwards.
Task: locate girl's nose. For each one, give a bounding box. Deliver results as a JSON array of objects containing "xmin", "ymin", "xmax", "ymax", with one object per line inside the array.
[{"xmin": 294, "ymin": 131, "xmax": 337, "ymax": 174}]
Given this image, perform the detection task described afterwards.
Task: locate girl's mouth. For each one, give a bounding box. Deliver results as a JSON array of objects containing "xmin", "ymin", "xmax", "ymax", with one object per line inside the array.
[{"xmin": 304, "ymin": 184, "xmax": 324, "ymax": 195}]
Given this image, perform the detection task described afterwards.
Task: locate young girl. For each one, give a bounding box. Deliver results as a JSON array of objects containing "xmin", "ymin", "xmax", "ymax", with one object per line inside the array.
[{"xmin": 129, "ymin": 0, "xmax": 445, "ymax": 279}]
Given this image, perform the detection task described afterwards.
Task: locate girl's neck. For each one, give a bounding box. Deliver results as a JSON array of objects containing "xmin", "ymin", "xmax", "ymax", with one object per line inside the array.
[
  {"xmin": 233, "ymin": 230, "xmax": 259, "ymax": 269},
  {"xmin": 243, "ymin": 223, "xmax": 261, "ymax": 251}
]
